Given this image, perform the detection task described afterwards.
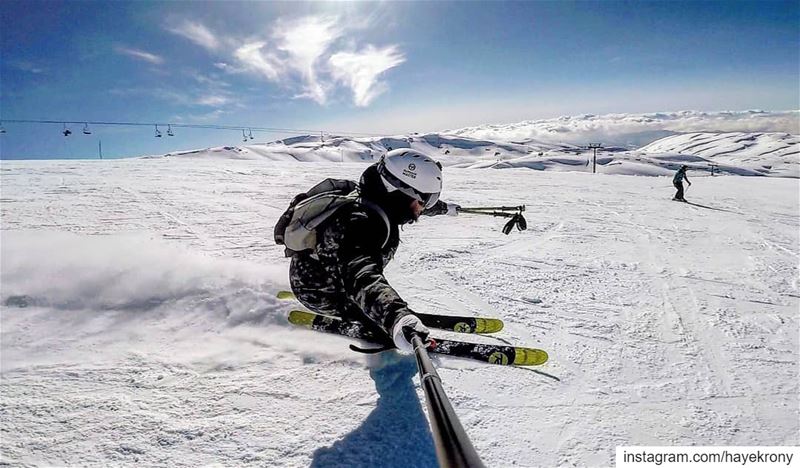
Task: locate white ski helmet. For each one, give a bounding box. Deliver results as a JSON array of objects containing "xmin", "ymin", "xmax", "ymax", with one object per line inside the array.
[{"xmin": 377, "ymin": 149, "xmax": 442, "ymax": 208}]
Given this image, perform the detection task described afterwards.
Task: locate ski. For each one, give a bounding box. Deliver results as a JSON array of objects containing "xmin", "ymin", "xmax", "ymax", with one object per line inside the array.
[
  {"xmin": 277, "ymin": 290, "xmax": 296, "ymax": 300},
  {"xmin": 416, "ymin": 312, "xmax": 503, "ymax": 334},
  {"xmin": 277, "ymin": 290, "xmax": 503, "ymax": 334},
  {"xmin": 288, "ymin": 310, "xmax": 548, "ymax": 366}
]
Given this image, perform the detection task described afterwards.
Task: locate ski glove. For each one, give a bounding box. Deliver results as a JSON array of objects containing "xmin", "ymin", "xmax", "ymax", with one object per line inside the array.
[
  {"xmin": 391, "ymin": 314, "xmax": 430, "ymax": 355},
  {"xmin": 446, "ymin": 203, "xmax": 461, "ymax": 216}
]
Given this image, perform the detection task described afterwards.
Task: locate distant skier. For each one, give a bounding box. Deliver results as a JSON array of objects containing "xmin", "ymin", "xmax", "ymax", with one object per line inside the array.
[
  {"xmin": 276, "ymin": 149, "xmax": 459, "ymax": 354},
  {"xmin": 673, "ymin": 165, "xmax": 691, "ymax": 201}
]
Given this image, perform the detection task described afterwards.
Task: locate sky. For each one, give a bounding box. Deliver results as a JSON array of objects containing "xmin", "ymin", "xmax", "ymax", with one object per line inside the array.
[{"xmin": 1, "ymin": 0, "xmax": 798, "ymax": 159}]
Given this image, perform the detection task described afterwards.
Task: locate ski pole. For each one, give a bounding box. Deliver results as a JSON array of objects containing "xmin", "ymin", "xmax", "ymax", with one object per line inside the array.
[
  {"xmin": 458, "ymin": 208, "xmax": 516, "ymax": 218},
  {"xmin": 411, "ymin": 334, "xmax": 486, "ymax": 468},
  {"xmin": 456, "ymin": 208, "xmax": 528, "ymax": 234},
  {"xmin": 458, "ymin": 205, "xmax": 525, "ymax": 212}
]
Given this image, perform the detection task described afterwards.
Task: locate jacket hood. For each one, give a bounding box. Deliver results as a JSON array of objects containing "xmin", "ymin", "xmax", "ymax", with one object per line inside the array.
[{"xmin": 359, "ymin": 163, "xmax": 416, "ymax": 225}]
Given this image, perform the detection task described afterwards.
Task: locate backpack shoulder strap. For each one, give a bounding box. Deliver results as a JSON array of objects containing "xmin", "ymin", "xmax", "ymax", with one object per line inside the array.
[{"xmin": 357, "ymin": 198, "xmax": 391, "ymax": 249}]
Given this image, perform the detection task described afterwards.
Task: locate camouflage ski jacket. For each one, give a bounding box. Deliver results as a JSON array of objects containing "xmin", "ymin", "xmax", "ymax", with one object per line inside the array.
[{"xmin": 290, "ymin": 199, "xmax": 450, "ymax": 336}]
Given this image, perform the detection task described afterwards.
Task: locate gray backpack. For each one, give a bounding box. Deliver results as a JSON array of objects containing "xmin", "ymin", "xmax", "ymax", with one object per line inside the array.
[{"xmin": 274, "ymin": 178, "xmax": 390, "ymax": 256}]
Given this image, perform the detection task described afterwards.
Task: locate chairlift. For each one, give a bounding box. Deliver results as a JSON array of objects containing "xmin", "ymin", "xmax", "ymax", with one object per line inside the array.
[
  {"xmin": 242, "ymin": 129, "xmax": 248, "ymax": 142},
  {"xmin": 167, "ymin": 125, "xmax": 174, "ymax": 137},
  {"xmin": 0, "ymin": 123, "xmax": 6, "ymax": 134},
  {"xmin": 155, "ymin": 125, "xmax": 162, "ymax": 138},
  {"xmin": 63, "ymin": 123, "xmax": 72, "ymax": 137},
  {"xmin": 82, "ymin": 123, "xmax": 92, "ymax": 135},
  {"xmin": 248, "ymin": 129, "xmax": 254, "ymax": 140}
]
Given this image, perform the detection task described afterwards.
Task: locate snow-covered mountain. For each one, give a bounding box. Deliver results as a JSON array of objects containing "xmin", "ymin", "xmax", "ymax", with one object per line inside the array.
[
  {"xmin": 639, "ymin": 132, "xmax": 798, "ymax": 177},
  {"xmin": 149, "ymin": 126, "xmax": 799, "ymax": 178},
  {"xmin": 149, "ymin": 133, "xmax": 578, "ymax": 166}
]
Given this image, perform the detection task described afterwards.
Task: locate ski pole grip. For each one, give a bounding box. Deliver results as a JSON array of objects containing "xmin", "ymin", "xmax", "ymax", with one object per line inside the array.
[{"xmin": 411, "ymin": 334, "xmax": 486, "ymax": 468}]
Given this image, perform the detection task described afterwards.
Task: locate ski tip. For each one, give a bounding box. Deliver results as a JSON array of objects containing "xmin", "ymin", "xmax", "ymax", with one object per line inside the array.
[
  {"xmin": 277, "ymin": 290, "xmax": 296, "ymax": 300},
  {"xmin": 474, "ymin": 318, "xmax": 504, "ymax": 334},
  {"xmin": 288, "ymin": 310, "xmax": 316, "ymax": 327},
  {"xmin": 513, "ymin": 348, "xmax": 549, "ymax": 366}
]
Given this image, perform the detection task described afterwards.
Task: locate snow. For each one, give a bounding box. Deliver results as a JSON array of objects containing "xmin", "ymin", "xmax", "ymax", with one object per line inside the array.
[{"xmin": 1, "ymin": 157, "xmax": 798, "ymax": 466}]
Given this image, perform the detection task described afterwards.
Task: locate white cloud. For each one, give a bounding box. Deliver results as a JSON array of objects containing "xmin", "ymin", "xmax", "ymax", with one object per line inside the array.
[
  {"xmin": 167, "ymin": 20, "xmax": 220, "ymax": 51},
  {"xmin": 329, "ymin": 45, "xmax": 405, "ymax": 107},
  {"xmin": 213, "ymin": 62, "xmax": 246, "ymax": 74},
  {"xmin": 192, "ymin": 73, "xmax": 231, "ymax": 88},
  {"xmin": 233, "ymin": 42, "xmax": 282, "ymax": 82},
  {"xmin": 171, "ymin": 109, "xmax": 228, "ymax": 123},
  {"xmin": 451, "ymin": 110, "xmax": 800, "ymax": 147},
  {"xmin": 108, "ymin": 86, "xmax": 239, "ymax": 109},
  {"xmin": 9, "ymin": 60, "xmax": 46, "ymax": 74},
  {"xmin": 114, "ymin": 46, "xmax": 165, "ymax": 65},
  {"xmin": 195, "ymin": 94, "xmax": 234, "ymax": 106},
  {"xmin": 271, "ymin": 16, "xmax": 344, "ymax": 104},
  {"xmin": 168, "ymin": 15, "xmax": 405, "ymax": 107},
  {"xmin": 228, "ymin": 16, "xmax": 344, "ymax": 105}
]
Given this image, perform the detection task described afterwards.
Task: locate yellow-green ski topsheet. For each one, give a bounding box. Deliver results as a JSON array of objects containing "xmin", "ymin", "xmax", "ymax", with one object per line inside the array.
[
  {"xmin": 287, "ymin": 310, "xmax": 548, "ymax": 366},
  {"xmin": 288, "ymin": 309, "xmax": 317, "ymax": 327},
  {"xmin": 512, "ymin": 348, "xmax": 549, "ymax": 366},
  {"xmin": 282, "ymin": 291, "xmax": 502, "ymax": 334},
  {"xmin": 470, "ymin": 318, "xmax": 504, "ymax": 333}
]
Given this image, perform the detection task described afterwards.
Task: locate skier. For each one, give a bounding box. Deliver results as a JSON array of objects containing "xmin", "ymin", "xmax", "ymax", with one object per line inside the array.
[
  {"xmin": 673, "ymin": 164, "xmax": 691, "ymax": 201},
  {"xmin": 286, "ymin": 149, "xmax": 458, "ymax": 354}
]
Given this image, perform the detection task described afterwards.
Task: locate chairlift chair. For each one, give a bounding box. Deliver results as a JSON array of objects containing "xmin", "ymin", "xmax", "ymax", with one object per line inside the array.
[
  {"xmin": 248, "ymin": 129, "xmax": 254, "ymax": 140},
  {"xmin": 63, "ymin": 123, "xmax": 72, "ymax": 136},
  {"xmin": 155, "ymin": 125, "xmax": 162, "ymax": 138},
  {"xmin": 167, "ymin": 125, "xmax": 174, "ymax": 137},
  {"xmin": 82, "ymin": 123, "xmax": 91, "ymax": 135},
  {"xmin": 242, "ymin": 129, "xmax": 248, "ymax": 142}
]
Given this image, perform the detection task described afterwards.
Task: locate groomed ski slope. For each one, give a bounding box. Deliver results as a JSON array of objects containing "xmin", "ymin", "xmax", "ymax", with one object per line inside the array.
[{"xmin": 1, "ymin": 158, "xmax": 798, "ymax": 466}]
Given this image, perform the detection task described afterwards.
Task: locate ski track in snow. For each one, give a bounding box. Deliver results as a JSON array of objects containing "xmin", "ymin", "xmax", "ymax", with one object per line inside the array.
[{"xmin": 1, "ymin": 159, "xmax": 798, "ymax": 467}]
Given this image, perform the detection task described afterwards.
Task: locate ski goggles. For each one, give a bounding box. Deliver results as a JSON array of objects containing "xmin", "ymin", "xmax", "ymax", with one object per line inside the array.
[{"xmin": 377, "ymin": 162, "xmax": 440, "ymax": 209}]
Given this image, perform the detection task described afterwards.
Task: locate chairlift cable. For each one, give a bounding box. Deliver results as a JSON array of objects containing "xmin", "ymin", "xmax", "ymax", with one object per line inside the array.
[{"xmin": 1, "ymin": 119, "xmax": 385, "ymax": 138}]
